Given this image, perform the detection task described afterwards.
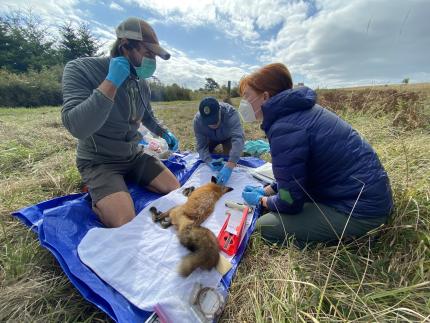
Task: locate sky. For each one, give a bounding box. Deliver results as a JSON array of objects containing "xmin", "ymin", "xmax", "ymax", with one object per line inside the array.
[{"xmin": 1, "ymin": 0, "xmax": 428, "ymax": 89}]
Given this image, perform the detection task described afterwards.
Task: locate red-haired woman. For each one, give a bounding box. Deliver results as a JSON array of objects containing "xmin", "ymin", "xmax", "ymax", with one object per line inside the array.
[{"xmin": 239, "ymin": 63, "xmax": 393, "ymax": 248}]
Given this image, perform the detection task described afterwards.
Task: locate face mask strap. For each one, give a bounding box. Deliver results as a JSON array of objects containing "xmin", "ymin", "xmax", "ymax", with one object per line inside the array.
[
  {"xmin": 242, "ymin": 95, "xmax": 262, "ymax": 120},
  {"xmin": 245, "ymin": 91, "xmax": 265, "ymax": 105},
  {"xmin": 239, "ymin": 99, "xmax": 257, "ymax": 123}
]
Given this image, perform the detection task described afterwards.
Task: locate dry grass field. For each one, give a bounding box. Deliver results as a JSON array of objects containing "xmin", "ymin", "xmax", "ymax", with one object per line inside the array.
[{"xmin": 0, "ymin": 85, "xmax": 429, "ymax": 322}]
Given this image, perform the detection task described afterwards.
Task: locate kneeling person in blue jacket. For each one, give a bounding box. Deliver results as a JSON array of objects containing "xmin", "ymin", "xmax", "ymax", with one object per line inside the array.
[
  {"xmin": 193, "ymin": 97, "xmax": 245, "ymax": 185},
  {"xmin": 239, "ymin": 63, "xmax": 393, "ymax": 248}
]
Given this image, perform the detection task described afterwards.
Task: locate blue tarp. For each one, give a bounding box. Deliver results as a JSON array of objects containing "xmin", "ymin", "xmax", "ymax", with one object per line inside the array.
[{"xmin": 12, "ymin": 153, "xmax": 265, "ymax": 323}]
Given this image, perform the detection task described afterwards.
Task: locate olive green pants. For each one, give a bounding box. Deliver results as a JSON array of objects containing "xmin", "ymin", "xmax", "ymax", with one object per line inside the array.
[{"xmin": 256, "ymin": 203, "xmax": 388, "ymax": 248}]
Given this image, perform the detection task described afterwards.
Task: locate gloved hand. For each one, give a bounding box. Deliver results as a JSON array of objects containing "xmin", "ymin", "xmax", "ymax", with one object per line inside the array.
[
  {"xmin": 162, "ymin": 131, "xmax": 179, "ymax": 151},
  {"xmin": 242, "ymin": 190, "xmax": 263, "ymax": 206},
  {"xmin": 106, "ymin": 56, "xmax": 130, "ymax": 88},
  {"xmin": 243, "ymin": 185, "xmax": 265, "ymax": 195},
  {"xmin": 216, "ymin": 165, "xmax": 233, "ymax": 185},
  {"xmin": 208, "ymin": 158, "xmax": 224, "ymax": 171}
]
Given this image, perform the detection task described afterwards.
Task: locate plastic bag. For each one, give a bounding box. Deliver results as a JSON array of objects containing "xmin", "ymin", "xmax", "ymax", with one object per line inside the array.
[
  {"xmin": 243, "ymin": 139, "xmax": 270, "ymax": 157},
  {"xmin": 139, "ymin": 124, "xmax": 171, "ymax": 160}
]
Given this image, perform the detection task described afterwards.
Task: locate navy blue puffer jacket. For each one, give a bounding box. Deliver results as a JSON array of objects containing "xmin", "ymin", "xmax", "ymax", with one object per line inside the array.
[{"xmin": 263, "ymin": 87, "xmax": 393, "ymax": 218}]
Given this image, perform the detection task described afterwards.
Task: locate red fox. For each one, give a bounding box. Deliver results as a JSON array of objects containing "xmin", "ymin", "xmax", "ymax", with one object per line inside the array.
[{"xmin": 150, "ymin": 176, "xmax": 233, "ymax": 277}]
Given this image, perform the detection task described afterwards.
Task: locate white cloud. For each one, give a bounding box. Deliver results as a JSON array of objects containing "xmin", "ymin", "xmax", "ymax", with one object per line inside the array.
[
  {"xmin": 260, "ymin": 0, "xmax": 430, "ymax": 87},
  {"xmin": 109, "ymin": 2, "xmax": 124, "ymax": 11},
  {"xmin": 0, "ymin": 0, "xmax": 428, "ymax": 87},
  {"xmin": 0, "ymin": 0, "xmax": 82, "ymax": 26},
  {"xmin": 154, "ymin": 43, "xmax": 251, "ymax": 89},
  {"xmin": 128, "ymin": 0, "xmax": 430, "ymax": 86},
  {"xmin": 0, "ymin": 0, "xmax": 252, "ymax": 89},
  {"xmin": 127, "ymin": 0, "xmax": 294, "ymax": 41}
]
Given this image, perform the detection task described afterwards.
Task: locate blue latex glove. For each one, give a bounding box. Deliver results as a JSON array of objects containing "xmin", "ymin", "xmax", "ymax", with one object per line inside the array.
[
  {"xmin": 209, "ymin": 158, "xmax": 224, "ymax": 171},
  {"xmin": 162, "ymin": 131, "xmax": 179, "ymax": 151},
  {"xmin": 216, "ymin": 165, "xmax": 233, "ymax": 185},
  {"xmin": 243, "ymin": 185, "xmax": 265, "ymax": 195},
  {"xmin": 242, "ymin": 190, "xmax": 263, "ymax": 206},
  {"xmin": 106, "ymin": 56, "xmax": 130, "ymax": 88}
]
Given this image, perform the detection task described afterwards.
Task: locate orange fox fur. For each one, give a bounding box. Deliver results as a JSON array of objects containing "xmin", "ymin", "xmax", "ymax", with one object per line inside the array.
[{"xmin": 150, "ymin": 176, "xmax": 233, "ymax": 277}]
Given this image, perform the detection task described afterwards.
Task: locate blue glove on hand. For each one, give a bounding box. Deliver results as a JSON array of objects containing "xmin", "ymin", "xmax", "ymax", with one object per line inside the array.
[
  {"xmin": 106, "ymin": 56, "xmax": 130, "ymax": 88},
  {"xmin": 162, "ymin": 131, "xmax": 179, "ymax": 151},
  {"xmin": 242, "ymin": 190, "xmax": 263, "ymax": 206},
  {"xmin": 243, "ymin": 185, "xmax": 265, "ymax": 195},
  {"xmin": 216, "ymin": 165, "xmax": 233, "ymax": 185},
  {"xmin": 209, "ymin": 158, "xmax": 224, "ymax": 171}
]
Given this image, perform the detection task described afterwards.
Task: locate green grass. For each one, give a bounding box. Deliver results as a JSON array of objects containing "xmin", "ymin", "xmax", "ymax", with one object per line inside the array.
[{"xmin": 0, "ymin": 87, "xmax": 429, "ymax": 322}]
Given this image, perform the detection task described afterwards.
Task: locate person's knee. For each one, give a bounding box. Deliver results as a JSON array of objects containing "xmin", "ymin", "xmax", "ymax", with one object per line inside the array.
[
  {"xmin": 257, "ymin": 223, "xmax": 304, "ymax": 247},
  {"xmin": 93, "ymin": 205, "xmax": 134, "ymax": 228},
  {"xmin": 256, "ymin": 214, "xmax": 284, "ymax": 243},
  {"xmin": 258, "ymin": 228, "xmax": 281, "ymax": 244},
  {"xmin": 157, "ymin": 178, "xmax": 180, "ymax": 194},
  {"xmin": 256, "ymin": 212, "xmax": 308, "ymax": 246},
  {"xmin": 110, "ymin": 212, "xmax": 134, "ymax": 227},
  {"xmin": 150, "ymin": 170, "xmax": 180, "ymax": 194},
  {"xmin": 169, "ymin": 178, "xmax": 180, "ymax": 191},
  {"xmin": 94, "ymin": 192, "xmax": 135, "ymax": 228},
  {"xmin": 257, "ymin": 225, "xmax": 292, "ymax": 246}
]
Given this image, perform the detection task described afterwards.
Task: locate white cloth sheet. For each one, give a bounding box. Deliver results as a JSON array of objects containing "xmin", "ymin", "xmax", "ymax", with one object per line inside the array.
[{"xmin": 78, "ymin": 162, "xmax": 261, "ymax": 322}]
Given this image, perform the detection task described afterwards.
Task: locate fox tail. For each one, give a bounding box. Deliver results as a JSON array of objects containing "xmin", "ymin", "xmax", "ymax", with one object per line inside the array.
[{"xmin": 177, "ymin": 224, "xmax": 220, "ymax": 277}]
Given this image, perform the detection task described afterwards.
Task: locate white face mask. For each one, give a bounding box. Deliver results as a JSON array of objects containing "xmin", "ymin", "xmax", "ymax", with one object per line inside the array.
[{"xmin": 238, "ymin": 99, "xmax": 257, "ymax": 123}]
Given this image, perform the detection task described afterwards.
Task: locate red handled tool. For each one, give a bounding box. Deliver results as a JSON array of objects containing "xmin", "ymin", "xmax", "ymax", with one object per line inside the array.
[{"xmin": 217, "ymin": 202, "xmax": 251, "ymax": 256}]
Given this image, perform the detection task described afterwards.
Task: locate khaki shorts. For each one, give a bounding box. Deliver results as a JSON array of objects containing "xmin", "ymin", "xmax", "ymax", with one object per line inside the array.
[{"xmin": 77, "ymin": 151, "xmax": 166, "ymax": 206}]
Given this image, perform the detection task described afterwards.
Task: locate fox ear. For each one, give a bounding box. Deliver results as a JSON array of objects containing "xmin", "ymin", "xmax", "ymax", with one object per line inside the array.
[
  {"xmin": 211, "ymin": 176, "xmax": 217, "ymax": 184},
  {"xmin": 224, "ymin": 186, "xmax": 234, "ymax": 193}
]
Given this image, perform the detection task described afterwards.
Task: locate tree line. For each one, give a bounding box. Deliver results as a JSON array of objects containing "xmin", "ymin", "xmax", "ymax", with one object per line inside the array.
[
  {"xmin": 0, "ymin": 12, "xmax": 100, "ymax": 73},
  {"xmin": 0, "ymin": 10, "xmax": 238, "ymax": 107}
]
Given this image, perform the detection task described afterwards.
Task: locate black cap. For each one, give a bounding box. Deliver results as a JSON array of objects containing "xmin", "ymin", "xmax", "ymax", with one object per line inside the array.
[{"xmin": 199, "ymin": 97, "xmax": 220, "ymax": 126}]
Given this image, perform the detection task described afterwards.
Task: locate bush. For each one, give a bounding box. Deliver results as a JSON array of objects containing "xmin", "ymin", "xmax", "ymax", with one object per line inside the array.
[
  {"xmin": 0, "ymin": 66, "xmax": 63, "ymax": 107},
  {"xmin": 149, "ymin": 82, "xmax": 192, "ymax": 101}
]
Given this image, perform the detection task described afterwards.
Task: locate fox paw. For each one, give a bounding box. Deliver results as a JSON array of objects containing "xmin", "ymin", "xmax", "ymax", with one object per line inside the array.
[
  {"xmin": 160, "ymin": 217, "xmax": 172, "ymax": 228},
  {"xmin": 150, "ymin": 206, "xmax": 162, "ymax": 222},
  {"xmin": 182, "ymin": 186, "xmax": 195, "ymax": 197}
]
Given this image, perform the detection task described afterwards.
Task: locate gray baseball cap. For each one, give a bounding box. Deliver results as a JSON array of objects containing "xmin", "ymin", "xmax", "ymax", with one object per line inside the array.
[{"xmin": 115, "ymin": 17, "xmax": 171, "ymax": 60}]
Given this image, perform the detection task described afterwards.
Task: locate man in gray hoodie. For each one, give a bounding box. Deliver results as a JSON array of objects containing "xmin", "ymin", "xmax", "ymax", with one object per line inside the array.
[
  {"xmin": 62, "ymin": 17, "xmax": 180, "ymax": 228},
  {"xmin": 193, "ymin": 97, "xmax": 245, "ymax": 185}
]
